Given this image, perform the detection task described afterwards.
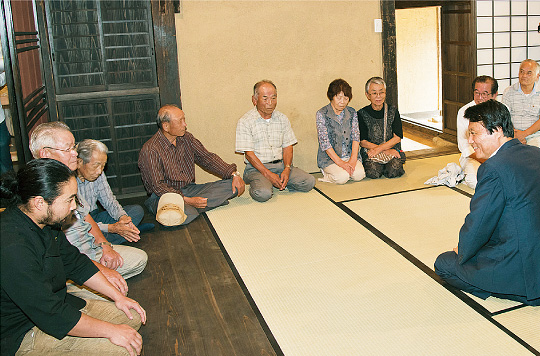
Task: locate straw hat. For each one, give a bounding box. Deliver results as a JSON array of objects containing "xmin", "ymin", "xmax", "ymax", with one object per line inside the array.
[{"xmin": 156, "ymin": 192, "xmax": 187, "ymax": 226}]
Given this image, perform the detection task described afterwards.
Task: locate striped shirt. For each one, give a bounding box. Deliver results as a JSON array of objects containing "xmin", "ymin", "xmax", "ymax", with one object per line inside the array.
[
  {"xmin": 138, "ymin": 129, "xmax": 237, "ymax": 197},
  {"xmin": 64, "ymin": 194, "xmax": 100, "ymax": 260},
  {"xmin": 77, "ymin": 173, "xmax": 126, "ymax": 233},
  {"xmin": 502, "ymin": 82, "xmax": 540, "ymax": 133},
  {"xmin": 235, "ymin": 107, "xmax": 297, "ymax": 163}
]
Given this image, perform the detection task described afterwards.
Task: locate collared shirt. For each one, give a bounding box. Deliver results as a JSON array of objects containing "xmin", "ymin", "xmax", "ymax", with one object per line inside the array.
[
  {"xmin": 502, "ymin": 81, "xmax": 540, "ymax": 132},
  {"xmin": 456, "ymin": 100, "xmax": 476, "ymax": 161},
  {"xmin": 77, "ymin": 173, "xmax": 126, "ymax": 233},
  {"xmin": 1, "ymin": 207, "xmax": 98, "ymax": 356},
  {"xmin": 138, "ymin": 130, "xmax": 237, "ymax": 197},
  {"xmin": 235, "ymin": 107, "xmax": 297, "ymax": 163},
  {"xmin": 316, "ymin": 108, "xmax": 360, "ymax": 156},
  {"xmin": 63, "ymin": 194, "xmax": 101, "ymax": 259}
]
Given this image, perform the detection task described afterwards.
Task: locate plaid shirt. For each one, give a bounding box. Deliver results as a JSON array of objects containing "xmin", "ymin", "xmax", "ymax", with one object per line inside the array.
[
  {"xmin": 502, "ymin": 82, "xmax": 540, "ymax": 132},
  {"xmin": 235, "ymin": 107, "xmax": 297, "ymax": 163},
  {"xmin": 77, "ymin": 173, "xmax": 126, "ymax": 233}
]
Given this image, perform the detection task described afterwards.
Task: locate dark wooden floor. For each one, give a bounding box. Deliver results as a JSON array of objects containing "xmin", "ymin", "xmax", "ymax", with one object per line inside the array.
[
  {"xmin": 117, "ymin": 127, "xmax": 455, "ymax": 355},
  {"xmin": 120, "ymin": 197, "xmax": 277, "ymax": 356}
]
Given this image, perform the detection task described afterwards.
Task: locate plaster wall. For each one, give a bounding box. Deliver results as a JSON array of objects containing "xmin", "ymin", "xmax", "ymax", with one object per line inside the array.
[{"xmin": 175, "ymin": 1, "xmax": 382, "ymax": 182}]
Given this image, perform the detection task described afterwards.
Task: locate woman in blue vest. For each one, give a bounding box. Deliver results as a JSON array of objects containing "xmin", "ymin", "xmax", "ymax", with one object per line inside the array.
[{"xmin": 316, "ymin": 79, "xmax": 365, "ymax": 184}]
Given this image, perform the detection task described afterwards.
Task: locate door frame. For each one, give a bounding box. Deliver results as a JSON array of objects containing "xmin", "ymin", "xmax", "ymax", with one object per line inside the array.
[{"xmin": 381, "ymin": 0, "xmax": 476, "ymax": 139}]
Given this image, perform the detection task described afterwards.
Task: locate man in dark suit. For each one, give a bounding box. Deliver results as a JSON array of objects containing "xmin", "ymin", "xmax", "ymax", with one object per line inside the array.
[{"xmin": 435, "ymin": 99, "xmax": 540, "ymax": 306}]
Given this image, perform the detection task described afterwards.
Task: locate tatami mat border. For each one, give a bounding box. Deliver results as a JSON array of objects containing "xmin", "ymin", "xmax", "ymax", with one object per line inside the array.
[
  {"xmin": 203, "ymin": 214, "xmax": 284, "ymax": 356},
  {"xmin": 203, "ymin": 184, "xmax": 538, "ymax": 355},
  {"xmin": 324, "ymin": 191, "xmax": 537, "ymax": 355}
]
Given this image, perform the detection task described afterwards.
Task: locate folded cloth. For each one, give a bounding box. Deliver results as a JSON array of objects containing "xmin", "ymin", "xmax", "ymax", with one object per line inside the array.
[
  {"xmin": 424, "ymin": 162, "xmax": 464, "ymax": 188},
  {"xmin": 369, "ymin": 152, "xmax": 394, "ymax": 164}
]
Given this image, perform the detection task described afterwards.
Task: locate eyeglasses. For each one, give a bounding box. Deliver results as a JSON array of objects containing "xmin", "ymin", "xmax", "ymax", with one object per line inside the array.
[
  {"xmin": 473, "ymin": 90, "xmax": 491, "ymax": 98},
  {"xmin": 43, "ymin": 145, "xmax": 77, "ymax": 153}
]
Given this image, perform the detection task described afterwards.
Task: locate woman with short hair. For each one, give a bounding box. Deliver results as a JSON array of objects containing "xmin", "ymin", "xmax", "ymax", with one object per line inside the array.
[
  {"xmin": 357, "ymin": 77, "xmax": 405, "ymax": 179},
  {"xmin": 316, "ymin": 79, "xmax": 365, "ymax": 184}
]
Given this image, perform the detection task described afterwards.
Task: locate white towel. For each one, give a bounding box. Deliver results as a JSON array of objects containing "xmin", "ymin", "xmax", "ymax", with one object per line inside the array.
[{"xmin": 424, "ymin": 163, "xmax": 464, "ymax": 188}]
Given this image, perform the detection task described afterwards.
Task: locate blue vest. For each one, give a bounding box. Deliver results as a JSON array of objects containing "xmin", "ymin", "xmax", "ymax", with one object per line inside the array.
[{"xmin": 317, "ymin": 104, "xmax": 360, "ymax": 169}]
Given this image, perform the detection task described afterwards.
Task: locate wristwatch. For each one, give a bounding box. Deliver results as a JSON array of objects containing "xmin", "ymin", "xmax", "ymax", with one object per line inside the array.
[
  {"xmin": 232, "ymin": 171, "xmax": 241, "ymax": 177},
  {"xmin": 98, "ymin": 241, "xmax": 113, "ymax": 248}
]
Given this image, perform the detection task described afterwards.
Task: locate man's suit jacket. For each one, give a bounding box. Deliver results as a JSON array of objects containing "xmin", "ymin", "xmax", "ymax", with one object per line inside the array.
[{"xmin": 457, "ymin": 139, "xmax": 540, "ymax": 300}]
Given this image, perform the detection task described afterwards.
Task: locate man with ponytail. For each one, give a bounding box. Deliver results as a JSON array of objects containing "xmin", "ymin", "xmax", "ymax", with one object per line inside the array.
[{"xmin": 1, "ymin": 159, "xmax": 146, "ymax": 355}]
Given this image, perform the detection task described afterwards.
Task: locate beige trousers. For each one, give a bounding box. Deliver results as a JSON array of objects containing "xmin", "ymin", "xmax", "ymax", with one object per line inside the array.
[{"xmin": 16, "ymin": 299, "xmax": 141, "ymax": 356}]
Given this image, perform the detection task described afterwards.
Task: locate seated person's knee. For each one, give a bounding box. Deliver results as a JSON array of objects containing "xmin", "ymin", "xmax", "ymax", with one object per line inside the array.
[
  {"xmin": 332, "ymin": 170, "xmax": 350, "ymax": 184},
  {"xmin": 383, "ymin": 159, "xmax": 404, "ymax": 178},
  {"xmin": 250, "ymin": 186, "xmax": 273, "ymax": 202}
]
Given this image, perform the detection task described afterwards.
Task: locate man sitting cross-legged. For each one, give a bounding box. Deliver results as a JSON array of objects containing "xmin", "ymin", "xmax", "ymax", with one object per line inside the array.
[
  {"xmin": 139, "ymin": 105, "xmax": 245, "ymax": 225},
  {"xmin": 0, "ymin": 159, "xmax": 146, "ymax": 356}
]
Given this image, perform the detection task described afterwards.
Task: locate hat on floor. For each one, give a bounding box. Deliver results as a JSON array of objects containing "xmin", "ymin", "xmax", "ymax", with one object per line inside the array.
[{"xmin": 156, "ymin": 192, "xmax": 187, "ymax": 226}]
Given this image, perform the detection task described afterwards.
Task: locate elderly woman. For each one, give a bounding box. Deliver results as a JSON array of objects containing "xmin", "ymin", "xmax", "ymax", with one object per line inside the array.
[
  {"xmin": 357, "ymin": 77, "xmax": 405, "ymax": 179},
  {"xmin": 316, "ymin": 79, "xmax": 365, "ymax": 184}
]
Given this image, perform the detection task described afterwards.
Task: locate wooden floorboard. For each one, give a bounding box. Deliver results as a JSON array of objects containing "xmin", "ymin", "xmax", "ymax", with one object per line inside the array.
[{"xmin": 120, "ymin": 197, "xmax": 277, "ymax": 356}]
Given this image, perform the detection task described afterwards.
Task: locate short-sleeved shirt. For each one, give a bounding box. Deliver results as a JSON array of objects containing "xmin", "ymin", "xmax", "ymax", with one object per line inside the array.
[
  {"xmin": 502, "ymin": 82, "xmax": 540, "ymax": 133},
  {"xmin": 1, "ymin": 207, "xmax": 98, "ymax": 355},
  {"xmin": 358, "ymin": 105, "xmax": 403, "ymax": 141},
  {"xmin": 236, "ymin": 107, "xmax": 297, "ymax": 163}
]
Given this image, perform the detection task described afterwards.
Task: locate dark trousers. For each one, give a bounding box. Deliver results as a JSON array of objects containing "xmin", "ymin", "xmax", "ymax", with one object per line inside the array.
[{"xmin": 434, "ymin": 251, "xmax": 540, "ymax": 306}]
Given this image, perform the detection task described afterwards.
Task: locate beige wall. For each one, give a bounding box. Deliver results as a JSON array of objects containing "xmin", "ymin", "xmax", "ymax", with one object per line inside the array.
[
  {"xmin": 396, "ymin": 6, "xmax": 441, "ymax": 114},
  {"xmin": 175, "ymin": 1, "xmax": 382, "ymax": 182}
]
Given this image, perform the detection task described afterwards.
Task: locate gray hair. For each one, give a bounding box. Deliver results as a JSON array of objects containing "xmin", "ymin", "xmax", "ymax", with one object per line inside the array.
[
  {"xmin": 76, "ymin": 139, "xmax": 108, "ymax": 164},
  {"xmin": 365, "ymin": 77, "xmax": 386, "ymax": 93},
  {"xmin": 29, "ymin": 121, "xmax": 71, "ymax": 158},
  {"xmin": 156, "ymin": 104, "xmax": 180, "ymax": 129},
  {"xmin": 253, "ymin": 80, "xmax": 277, "ymax": 98},
  {"xmin": 521, "ymin": 59, "xmax": 540, "ymax": 75}
]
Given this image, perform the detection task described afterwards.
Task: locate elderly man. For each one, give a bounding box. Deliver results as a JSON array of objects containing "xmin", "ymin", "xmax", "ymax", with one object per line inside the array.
[
  {"xmin": 435, "ymin": 100, "xmax": 540, "ymax": 306},
  {"xmin": 502, "ymin": 59, "xmax": 540, "ymax": 147},
  {"xmin": 29, "ymin": 122, "xmax": 147, "ymax": 287},
  {"xmin": 76, "ymin": 139, "xmax": 154, "ymax": 245},
  {"xmin": 138, "ymin": 105, "xmax": 245, "ymax": 225},
  {"xmin": 236, "ymin": 80, "xmax": 315, "ymax": 202},
  {"xmin": 456, "ymin": 76, "xmax": 498, "ymax": 189}
]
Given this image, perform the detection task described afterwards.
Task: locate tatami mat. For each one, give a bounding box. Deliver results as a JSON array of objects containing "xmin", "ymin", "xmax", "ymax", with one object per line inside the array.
[
  {"xmin": 344, "ymin": 186, "xmax": 523, "ymax": 313},
  {"xmin": 206, "ymin": 190, "xmax": 533, "ymax": 355},
  {"xmin": 315, "ymin": 153, "xmax": 461, "ymax": 202},
  {"xmin": 494, "ymin": 306, "xmax": 540, "ymax": 351}
]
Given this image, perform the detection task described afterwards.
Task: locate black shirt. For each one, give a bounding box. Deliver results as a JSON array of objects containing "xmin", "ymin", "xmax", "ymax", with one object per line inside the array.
[
  {"xmin": 1, "ymin": 207, "xmax": 99, "ymax": 356},
  {"xmin": 358, "ymin": 104, "xmax": 403, "ymax": 141}
]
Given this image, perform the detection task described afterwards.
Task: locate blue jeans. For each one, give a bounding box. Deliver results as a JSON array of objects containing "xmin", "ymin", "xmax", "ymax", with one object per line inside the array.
[{"xmin": 90, "ymin": 205, "xmax": 144, "ymax": 244}]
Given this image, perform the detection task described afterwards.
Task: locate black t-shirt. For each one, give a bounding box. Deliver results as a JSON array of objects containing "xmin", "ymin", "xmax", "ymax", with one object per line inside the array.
[
  {"xmin": 0, "ymin": 207, "xmax": 99, "ymax": 356},
  {"xmin": 358, "ymin": 104, "xmax": 403, "ymax": 142}
]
